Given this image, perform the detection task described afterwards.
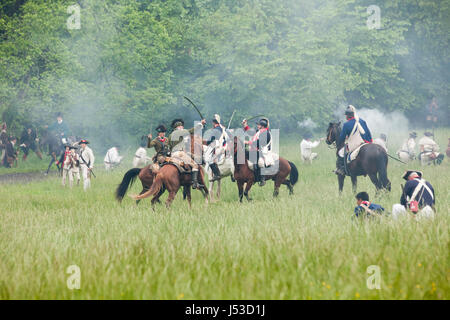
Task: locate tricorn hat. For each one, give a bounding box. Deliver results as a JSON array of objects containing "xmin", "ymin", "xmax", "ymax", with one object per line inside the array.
[
  {"xmin": 424, "ymin": 131, "xmax": 433, "ymax": 137},
  {"xmin": 401, "ymin": 170, "xmax": 423, "ymax": 180},
  {"xmin": 78, "ymin": 139, "xmax": 89, "ymax": 145},
  {"xmin": 171, "ymin": 118, "xmax": 184, "ymax": 129},
  {"xmin": 409, "ymin": 131, "xmax": 417, "ymax": 138},
  {"xmin": 156, "ymin": 124, "xmax": 167, "ymax": 133},
  {"xmin": 259, "ymin": 117, "xmax": 269, "ymax": 128}
]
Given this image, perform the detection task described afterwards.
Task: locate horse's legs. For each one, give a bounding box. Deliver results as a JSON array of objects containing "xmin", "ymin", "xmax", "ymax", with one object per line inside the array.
[
  {"xmin": 244, "ymin": 181, "xmax": 253, "ymax": 201},
  {"xmin": 338, "ymin": 174, "xmax": 345, "ymax": 194},
  {"xmin": 165, "ymin": 189, "xmax": 178, "ymax": 208},
  {"xmin": 136, "ymin": 186, "xmax": 149, "ymax": 206},
  {"xmin": 351, "ymin": 175, "xmax": 357, "ymax": 194},
  {"xmin": 368, "ymin": 173, "xmax": 382, "ymax": 192},
  {"xmin": 216, "ymin": 179, "xmax": 221, "ymax": 200},
  {"xmin": 238, "ymin": 181, "xmax": 244, "ymax": 202},
  {"xmin": 184, "ymin": 186, "xmax": 192, "ymax": 209},
  {"xmin": 46, "ymin": 153, "xmax": 56, "ymax": 174}
]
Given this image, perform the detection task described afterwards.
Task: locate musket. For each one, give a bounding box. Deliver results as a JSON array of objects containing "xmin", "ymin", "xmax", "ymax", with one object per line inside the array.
[
  {"xmin": 227, "ymin": 110, "xmax": 236, "ymax": 129},
  {"xmin": 183, "ymin": 96, "xmax": 204, "ymax": 119},
  {"xmin": 79, "ymin": 152, "xmax": 96, "ymax": 178},
  {"xmin": 387, "ymin": 153, "xmax": 407, "ymax": 164}
]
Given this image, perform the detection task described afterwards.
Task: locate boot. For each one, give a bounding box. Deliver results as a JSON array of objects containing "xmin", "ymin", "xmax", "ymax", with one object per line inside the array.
[
  {"xmin": 258, "ymin": 167, "xmax": 266, "ymax": 187},
  {"xmin": 210, "ymin": 163, "xmax": 221, "ymax": 181},
  {"xmin": 253, "ymin": 164, "xmax": 260, "ymax": 182},
  {"xmin": 191, "ymin": 170, "xmax": 203, "ymax": 189},
  {"xmin": 334, "ymin": 156, "xmax": 346, "ymax": 176}
]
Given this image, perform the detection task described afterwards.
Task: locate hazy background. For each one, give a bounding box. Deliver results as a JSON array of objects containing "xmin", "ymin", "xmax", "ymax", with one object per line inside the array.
[{"xmin": 0, "ymin": 0, "xmax": 449, "ymax": 153}]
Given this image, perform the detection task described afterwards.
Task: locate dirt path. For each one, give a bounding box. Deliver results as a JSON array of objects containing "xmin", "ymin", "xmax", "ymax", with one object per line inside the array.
[{"xmin": 0, "ymin": 171, "xmax": 57, "ymax": 184}]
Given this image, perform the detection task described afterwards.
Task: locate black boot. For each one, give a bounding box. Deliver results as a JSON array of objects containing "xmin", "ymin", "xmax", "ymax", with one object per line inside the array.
[
  {"xmin": 210, "ymin": 163, "xmax": 221, "ymax": 181},
  {"xmin": 191, "ymin": 170, "xmax": 203, "ymax": 189},
  {"xmin": 253, "ymin": 164, "xmax": 260, "ymax": 182},
  {"xmin": 335, "ymin": 156, "xmax": 346, "ymax": 176},
  {"xmin": 258, "ymin": 167, "xmax": 266, "ymax": 186}
]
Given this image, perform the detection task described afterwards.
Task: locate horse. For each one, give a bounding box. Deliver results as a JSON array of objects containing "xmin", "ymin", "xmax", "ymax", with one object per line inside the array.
[
  {"xmin": 203, "ymin": 140, "xmax": 235, "ymax": 201},
  {"xmin": 232, "ymin": 136, "xmax": 298, "ymax": 202},
  {"xmin": 39, "ymin": 131, "xmax": 64, "ymax": 175},
  {"xmin": 130, "ymin": 164, "xmax": 209, "ymax": 208},
  {"xmin": 115, "ymin": 164, "xmax": 161, "ymax": 205},
  {"xmin": 326, "ymin": 121, "xmax": 391, "ymax": 194}
]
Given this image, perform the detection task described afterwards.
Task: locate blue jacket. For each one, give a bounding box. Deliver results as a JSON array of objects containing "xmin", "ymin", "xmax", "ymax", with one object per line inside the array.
[
  {"xmin": 401, "ymin": 179, "xmax": 435, "ymax": 208},
  {"xmin": 339, "ymin": 118, "xmax": 372, "ymax": 146},
  {"xmin": 354, "ymin": 202, "xmax": 384, "ymax": 217}
]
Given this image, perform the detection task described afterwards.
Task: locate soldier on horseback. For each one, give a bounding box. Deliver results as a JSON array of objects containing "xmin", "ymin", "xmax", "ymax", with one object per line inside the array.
[
  {"xmin": 48, "ymin": 113, "xmax": 70, "ymax": 144},
  {"xmin": 167, "ymin": 118, "xmax": 206, "ymax": 189},
  {"xmin": 335, "ymin": 105, "xmax": 373, "ymax": 176},
  {"xmin": 147, "ymin": 124, "xmax": 170, "ymax": 165},
  {"xmin": 204, "ymin": 114, "xmax": 227, "ymax": 181},
  {"xmin": 242, "ymin": 117, "xmax": 272, "ymax": 186}
]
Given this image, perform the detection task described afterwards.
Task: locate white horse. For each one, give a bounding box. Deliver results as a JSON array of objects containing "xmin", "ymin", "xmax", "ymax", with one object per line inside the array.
[{"xmin": 203, "ymin": 144, "xmax": 235, "ymax": 201}]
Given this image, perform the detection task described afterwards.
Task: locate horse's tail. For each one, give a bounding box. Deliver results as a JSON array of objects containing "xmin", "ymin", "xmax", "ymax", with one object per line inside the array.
[
  {"xmin": 115, "ymin": 168, "xmax": 141, "ymax": 202},
  {"xmin": 288, "ymin": 161, "xmax": 299, "ymax": 185},
  {"xmin": 133, "ymin": 172, "xmax": 164, "ymax": 200},
  {"xmin": 377, "ymin": 151, "xmax": 391, "ymax": 191}
]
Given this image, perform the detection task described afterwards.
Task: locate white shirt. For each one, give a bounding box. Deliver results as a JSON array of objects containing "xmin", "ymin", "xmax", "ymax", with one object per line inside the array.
[
  {"xmin": 300, "ymin": 139, "xmax": 320, "ymax": 158},
  {"xmin": 80, "ymin": 146, "xmax": 95, "ymax": 169},
  {"xmin": 418, "ymin": 136, "xmax": 439, "ymax": 153},
  {"xmin": 104, "ymin": 147, "xmax": 122, "ymax": 164}
]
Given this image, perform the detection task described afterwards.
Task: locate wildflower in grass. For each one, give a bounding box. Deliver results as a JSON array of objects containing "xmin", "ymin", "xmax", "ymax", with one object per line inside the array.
[{"xmin": 355, "ymin": 292, "xmax": 360, "ymax": 298}]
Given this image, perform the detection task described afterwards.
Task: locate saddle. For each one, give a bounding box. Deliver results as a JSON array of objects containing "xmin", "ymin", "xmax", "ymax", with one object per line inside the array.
[
  {"xmin": 347, "ymin": 143, "xmax": 369, "ymax": 162},
  {"xmin": 161, "ymin": 156, "xmax": 191, "ymax": 174}
]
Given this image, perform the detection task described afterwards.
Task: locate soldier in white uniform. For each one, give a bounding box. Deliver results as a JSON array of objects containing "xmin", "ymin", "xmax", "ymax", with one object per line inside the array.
[
  {"xmin": 133, "ymin": 137, "xmax": 150, "ymax": 167},
  {"xmin": 418, "ymin": 132, "xmax": 443, "ymax": 165},
  {"xmin": 104, "ymin": 146, "xmax": 123, "ymax": 170},
  {"xmin": 78, "ymin": 139, "xmax": 95, "ymax": 191},
  {"xmin": 397, "ymin": 132, "xmax": 417, "ymax": 163},
  {"xmin": 373, "ymin": 133, "xmax": 388, "ymax": 153},
  {"xmin": 300, "ymin": 132, "xmax": 322, "ymax": 164}
]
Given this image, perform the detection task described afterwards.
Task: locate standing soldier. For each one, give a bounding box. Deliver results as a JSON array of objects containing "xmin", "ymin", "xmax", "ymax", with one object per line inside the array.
[
  {"xmin": 335, "ymin": 105, "xmax": 372, "ymax": 176},
  {"xmin": 397, "ymin": 132, "xmax": 417, "ymax": 163},
  {"xmin": 19, "ymin": 125, "xmax": 43, "ymax": 161},
  {"xmin": 104, "ymin": 146, "xmax": 123, "ymax": 170},
  {"xmin": 3, "ymin": 136, "xmax": 18, "ymax": 168},
  {"xmin": 133, "ymin": 136, "xmax": 150, "ymax": 167},
  {"xmin": 242, "ymin": 117, "xmax": 272, "ymax": 186},
  {"xmin": 146, "ymin": 125, "xmax": 170, "ymax": 166},
  {"xmin": 78, "ymin": 139, "xmax": 95, "ymax": 191},
  {"xmin": 62, "ymin": 144, "xmax": 80, "ymax": 188}
]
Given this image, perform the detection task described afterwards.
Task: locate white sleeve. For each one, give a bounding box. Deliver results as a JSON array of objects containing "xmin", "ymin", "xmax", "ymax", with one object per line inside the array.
[{"xmin": 311, "ymin": 140, "xmax": 320, "ymax": 148}]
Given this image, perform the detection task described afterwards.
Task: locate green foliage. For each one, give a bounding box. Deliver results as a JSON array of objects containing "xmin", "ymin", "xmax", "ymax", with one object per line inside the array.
[{"xmin": 0, "ymin": 0, "xmax": 448, "ymax": 141}]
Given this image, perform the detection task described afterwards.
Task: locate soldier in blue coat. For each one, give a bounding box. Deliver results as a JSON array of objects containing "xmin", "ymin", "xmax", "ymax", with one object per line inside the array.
[
  {"xmin": 335, "ymin": 105, "xmax": 373, "ymax": 175},
  {"xmin": 354, "ymin": 191, "xmax": 384, "ymax": 218}
]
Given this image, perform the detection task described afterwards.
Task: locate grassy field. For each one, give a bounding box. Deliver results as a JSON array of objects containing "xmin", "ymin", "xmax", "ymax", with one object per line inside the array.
[{"xmin": 0, "ymin": 130, "xmax": 449, "ymax": 300}]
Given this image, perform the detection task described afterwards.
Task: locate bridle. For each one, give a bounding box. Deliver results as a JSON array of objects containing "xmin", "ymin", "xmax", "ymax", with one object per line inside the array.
[{"xmin": 326, "ymin": 125, "xmax": 337, "ymax": 149}]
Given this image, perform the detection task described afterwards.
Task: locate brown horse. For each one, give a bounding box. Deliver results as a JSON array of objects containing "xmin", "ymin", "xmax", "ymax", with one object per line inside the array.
[
  {"xmin": 115, "ymin": 164, "xmax": 159, "ymax": 205},
  {"xmin": 326, "ymin": 122, "xmax": 391, "ymax": 194},
  {"xmin": 130, "ymin": 164, "xmax": 209, "ymax": 208},
  {"xmin": 233, "ymin": 136, "xmax": 298, "ymax": 202}
]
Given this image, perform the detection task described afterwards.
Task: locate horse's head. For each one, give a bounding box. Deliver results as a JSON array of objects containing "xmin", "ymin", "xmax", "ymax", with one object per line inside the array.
[{"xmin": 326, "ymin": 121, "xmax": 341, "ymax": 145}]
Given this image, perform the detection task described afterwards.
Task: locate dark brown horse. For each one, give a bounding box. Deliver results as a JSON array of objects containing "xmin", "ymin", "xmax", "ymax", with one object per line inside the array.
[
  {"xmin": 326, "ymin": 122, "xmax": 391, "ymax": 194},
  {"xmin": 233, "ymin": 136, "xmax": 298, "ymax": 202},
  {"xmin": 130, "ymin": 164, "xmax": 209, "ymax": 208}
]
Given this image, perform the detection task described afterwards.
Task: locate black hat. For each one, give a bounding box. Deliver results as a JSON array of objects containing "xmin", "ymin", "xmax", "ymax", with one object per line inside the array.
[
  {"xmin": 424, "ymin": 131, "xmax": 433, "ymax": 137},
  {"xmin": 409, "ymin": 132, "xmax": 417, "ymax": 138},
  {"xmin": 156, "ymin": 124, "xmax": 167, "ymax": 133},
  {"xmin": 259, "ymin": 118, "xmax": 269, "ymax": 128},
  {"xmin": 304, "ymin": 132, "xmax": 313, "ymax": 139},
  {"xmin": 56, "ymin": 112, "xmax": 63, "ymax": 118},
  {"xmin": 171, "ymin": 118, "xmax": 184, "ymax": 129},
  {"xmin": 78, "ymin": 139, "xmax": 89, "ymax": 145},
  {"xmin": 380, "ymin": 133, "xmax": 387, "ymax": 141},
  {"xmin": 401, "ymin": 170, "xmax": 423, "ymax": 181}
]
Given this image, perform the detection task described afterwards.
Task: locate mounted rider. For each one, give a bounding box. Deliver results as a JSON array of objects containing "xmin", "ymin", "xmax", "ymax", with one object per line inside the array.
[
  {"xmin": 167, "ymin": 118, "xmax": 206, "ymax": 189},
  {"xmin": 147, "ymin": 124, "xmax": 170, "ymax": 165},
  {"xmin": 48, "ymin": 112, "xmax": 70, "ymax": 144},
  {"xmin": 242, "ymin": 117, "xmax": 272, "ymax": 186},
  {"xmin": 335, "ymin": 105, "xmax": 373, "ymax": 175},
  {"xmin": 204, "ymin": 114, "xmax": 227, "ymax": 181}
]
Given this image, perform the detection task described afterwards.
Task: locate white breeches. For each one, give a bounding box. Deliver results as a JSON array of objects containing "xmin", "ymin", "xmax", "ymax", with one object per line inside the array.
[
  {"xmin": 80, "ymin": 165, "xmax": 91, "ymax": 191},
  {"xmin": 62, "ymin": 168, "xmax": 80, "ymax": 187},
  {"xmin": 397, "ymin": 151, "xmax": 412, "ymax": 163},
  {"xmin": 301, "ymin": 152, "xmax": 318, "ymax": 163},
  {"xmin": 392, "ymin": 204, "xmax": 435, "ymax": 220}
]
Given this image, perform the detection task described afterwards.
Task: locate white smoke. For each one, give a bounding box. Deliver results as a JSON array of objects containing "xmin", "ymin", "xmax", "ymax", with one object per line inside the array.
[{"xmin": 297, "ymin": 117, "xmax": 317, "ymax": 129}]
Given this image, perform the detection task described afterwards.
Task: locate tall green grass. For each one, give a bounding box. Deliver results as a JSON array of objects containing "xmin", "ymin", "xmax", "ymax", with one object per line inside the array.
[{"xmin": 0, "ymin": 130, "xmax": 448, "ymax": 299}]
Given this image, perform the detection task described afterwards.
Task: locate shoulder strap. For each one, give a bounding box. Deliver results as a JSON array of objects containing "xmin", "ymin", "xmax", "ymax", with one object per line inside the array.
[
  {"xmin": 360, "ymin": 203, "xmax": 375, "ymax": 215},
  {"xmin": 410, "ymin": 179, "xmax": 434, "ymax": 202}
]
